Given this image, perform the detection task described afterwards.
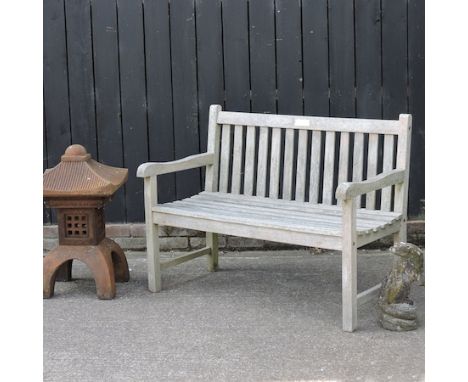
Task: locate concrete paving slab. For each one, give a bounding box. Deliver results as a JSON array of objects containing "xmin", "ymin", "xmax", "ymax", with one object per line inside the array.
[{"xmin": 44, "ymin": 249, "xmax": 424, "ymax": 382}]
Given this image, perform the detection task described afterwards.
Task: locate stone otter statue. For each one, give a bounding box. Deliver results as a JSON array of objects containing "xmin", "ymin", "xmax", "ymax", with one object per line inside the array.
[{"xmin": 378, "ymin": 242, "xmax": 424, "ymax": 331}]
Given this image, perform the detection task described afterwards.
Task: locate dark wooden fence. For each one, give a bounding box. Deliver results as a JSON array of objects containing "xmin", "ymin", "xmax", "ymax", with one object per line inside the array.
[{"xmin": 44, "ymin": 0, "xmax": 424, "ymax": 223}]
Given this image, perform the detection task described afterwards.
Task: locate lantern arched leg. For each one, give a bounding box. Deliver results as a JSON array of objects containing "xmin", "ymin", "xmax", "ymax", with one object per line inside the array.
[{"xmin": 100, "ymin": 238, "xmax": 130, "ymax": 283}]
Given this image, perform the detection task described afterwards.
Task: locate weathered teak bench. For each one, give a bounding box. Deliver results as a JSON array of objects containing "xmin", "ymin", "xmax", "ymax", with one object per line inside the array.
[{"xmin": 137, "ymin": 105, "xmax": 411, "ymax": 332}]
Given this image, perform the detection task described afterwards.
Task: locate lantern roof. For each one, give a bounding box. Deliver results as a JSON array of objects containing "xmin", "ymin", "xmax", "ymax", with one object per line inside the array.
[{"xmin": 43, "ymin": 145, "xmax": 128, "ymax": 198}]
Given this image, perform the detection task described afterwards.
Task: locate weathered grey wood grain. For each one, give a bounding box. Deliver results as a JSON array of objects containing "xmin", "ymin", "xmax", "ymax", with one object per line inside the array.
[
  {"xmin": 309, "ymin": 131, "xmax": 322, "ymax": 203},
  {"xmin": 282, "ymin": 129, "xmax": 295, "ymax": 200},
  {"xmin": 365, "ymin": 133, "xmax": 379, "ymax": 209},
  {"xmin": 231, "ymin": 125, "xmax": 244, "ymax": 194},
  {"xmin": 244, "ymin": 126, "xmax": 256, "ymax": 195},
  {"xmin": 381, "ymin": 134, "xmax": 395, "ymax": 211},
  {"xmin": 137, "ymin": 153, "xmax": 215, "ymax": 178},
  {"xmin": 295, "ymin": 130, "xmax": 308, "ymax": 201},
  {"xmin": 323, "ymin": 132, "xmax": 336, "ymax": 204},
  {"xmin": 218, "ymin": 111, "xmax": 400, "ymax": 134},
  {"xmin": 219, "ymin": 124, "xmax": 232, "ymax": 192},
  {"xmin": 256, "ymin": 127, "xmax": 270, "ymax": 197},
  {"xmin": 269, "ymin": 128, "xmax": 282, "ymax": 198},
  {"xmin": 138, "ymin": 106, "xmax": 411, "ymax": 333}
]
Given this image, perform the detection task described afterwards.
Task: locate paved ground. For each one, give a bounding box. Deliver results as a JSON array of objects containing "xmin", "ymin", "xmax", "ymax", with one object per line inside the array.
[{"xmin": 44, "ymin": 249, "xmax": 424, "ymax": 382}]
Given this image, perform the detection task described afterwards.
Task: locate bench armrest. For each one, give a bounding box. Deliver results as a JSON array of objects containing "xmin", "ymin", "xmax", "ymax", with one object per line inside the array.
[
  {"xmin": 137, "ymin": 152, "xmax": 215, "ymax": 178},
  {"xmin": 335, "ymin": 169, "xmax": 406, "ymax": 200}
]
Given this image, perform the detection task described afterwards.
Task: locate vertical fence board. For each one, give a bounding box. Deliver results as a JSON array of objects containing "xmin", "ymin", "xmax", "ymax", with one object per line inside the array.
[
  {"xmin": 91, "ymin": 0, "xmax": 126, "ymax": 222},
  {"xmin": 117, "ymin": 0, "xmax": 148, "ymax": 222},
  {"xmin": 196, "ymin": 0, "xmax": 224, "ymax": 151},
  {"xmin": 276, "ymin": 0, "xmax": 302, "ymax": 115},
  {"xmin": 65, "ymin": 0, "xmax": 97, "ymax": 158},
  {"xmin": 144, "ymin": 0, "xmax": 176, "ymax": 204},
  {"xmin": 223, "ymin": 0, "xmax": 250, "ymax": 112},
  {"xmin": 44, "ymin": 0, "xmax": 71, "ymax": 167},
  {"xmin": 382, "ymin": 0, "xmax": 407, "ymax": 120},
  {"xmin": 355, "ymin": 0, "xmax": 382, "ymax": 119},
  {"xmin": 408, "ymin": 0, "xmax": 425, "ymax": 217},
  {"xmin": 44, "ymin": 0, "xmax": 425, "ymax": 222},
  {"xmin": 170, "ymin": 0, "xmax": 201, "ymax": 199},
  {"xmin": 249, "ymin": 0, "xmax": 276, "ymax": 113},
  {"xmin": 328, "ymin": 0, "xmax": 355, "ymax": 118},
  {"xmin": 302, "ymin": 0, "xmax": 329, "ymax": 116}
]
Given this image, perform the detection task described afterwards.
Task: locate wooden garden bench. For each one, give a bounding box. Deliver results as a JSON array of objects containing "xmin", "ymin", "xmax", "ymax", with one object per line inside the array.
[{"xmin": 137, "ymin": 105, "xmax": 412, "ymax": 332}]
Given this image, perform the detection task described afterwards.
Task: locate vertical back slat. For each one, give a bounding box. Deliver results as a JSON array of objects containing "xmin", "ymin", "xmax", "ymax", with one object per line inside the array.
[
  {"xmin": 352, "ymin": 132, "xmax": 365, "ymax": 207},
  {"xmin": 365, "ymin": 133, "xmax": 379, "ymax": 209},
  {"xmin": 322, "ymin": 131, "xmax": 336, "ymax": 204},
  {"xmin": 352, "ymin": 132, "xmax": 365, "ymax": 182},
  {"xmin": 256, "ymin": 126, "xmax": 270, "ymax": 196},
  {"xmin": 295, "ymin": 130, "xmax": 308, "ymax": 201},
  {"xmin": 282, "ymin": 129, "xmax": 295, "ymax": 200},
  {"xmin": 219, "ymin": 124, "xmax": 232, "ymax": 192},
  {"xmin": 269, "ymin": 128, "xmax": 282, "ymax": 198},
  {"xmin": 380, "ymin": 134, "xmax": 395, "ymax": 211},
  {"xmin": 243, "ymin": 125, "xmax": 256, "ymax": 196},
  {"xmin": 338, "ymin": 131, "xmax": 350, "ymax": 189},
  {"xmin": 231, "ymin": 125, "xmax": 244, "ymax": 194},
  {"xmin": 309, "ymin": 131, "xmax": 322, "ymax": 203},
  {"xmin": 204, "ymin": 105, "xmax": 222, "ymax": 192}
]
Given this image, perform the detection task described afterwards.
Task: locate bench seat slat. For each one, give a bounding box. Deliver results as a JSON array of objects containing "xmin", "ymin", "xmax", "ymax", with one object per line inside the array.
[
  {"xmin": 171, "ymin": 198, "xmax": 398, "ymax": 230},
  {"xmin": 194, "ymin": 192, "xmax": 400, "ymax": 224},
  {"xmin": 153, "ymin": 192, "xmax": 401, "ymax": 238},
  {"xmin": 197, "ymin": 191, "xmax": 401, "ymax": 219}
]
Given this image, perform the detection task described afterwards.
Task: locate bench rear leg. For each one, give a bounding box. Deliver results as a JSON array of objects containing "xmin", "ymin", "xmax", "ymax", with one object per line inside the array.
[
  {"xmin": 147, "ymin": 222, "xmax": 161, "ymax": 292},
  {"xmin": 206, "ymin": 232, "xmax": 218, "ymax": 271}
]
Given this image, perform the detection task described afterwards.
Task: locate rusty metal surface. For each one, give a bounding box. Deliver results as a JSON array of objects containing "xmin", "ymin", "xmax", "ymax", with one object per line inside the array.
[{"xmin": 43, "ymin": 144, "xmax": 128, "ymax": 198}]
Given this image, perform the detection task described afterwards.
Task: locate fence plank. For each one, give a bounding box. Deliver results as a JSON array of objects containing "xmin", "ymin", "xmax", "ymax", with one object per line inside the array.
[
  {"xmin": 408, "ymin": 0, "xmax": 425, "ymax": 217},
  {"xmin": 382, "ymin": 0, "xmax": 407, "ymax": 120},
  {"xmin": 65, "ymin": 0, "xmax": 97, "ymax": 158},
  {"xmin": 249, "ymin": 0, "xmax": 276, "ymax": 113},
  {"xmin": 144, "ymin": 0, "xmax": 176, "ymax": 204},
  {"xmin": 117, "ymin": 0, "xmax": 147, "ymax": 222},
  {"xmin": 302, "ymin": 0, "xmax": 329, "ymax": 116},
  {"xmin": 170, "ymin": 0, "xmax": 201, "ymax": 199},
  {"xmin": 196, "ymin": 0, "xmax": 224, "ymax": 152},
  {"xmin": 91, "ymin": 0, "xmax": 125, "ymax": 222},
  {"xmin": 44, "ymin": 0, "xmax": 71, "ymax": 167},
  {"xmin": 276, "ymin": 0, "xmax": 302, "ymax": 115},
  {"xmin": 328, "ymin": 0, "xmax": 355, "ymax": 117},
  {"xmin": 223, "ymin": 0, "xmax": 250, "ymax": 112},
  {"xmin": 355, "ymin": 0, "xmax": 382, "ymax": 119}
]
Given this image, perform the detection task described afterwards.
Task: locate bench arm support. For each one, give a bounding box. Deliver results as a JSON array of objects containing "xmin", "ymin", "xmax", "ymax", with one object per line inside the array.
[
  {"xmin": 137, "ymin": 152, "xmax": 215, "ymax": 178},
  {"xmin": 335, "ymin": 169, "xmax": 406, "ymax": 201}
]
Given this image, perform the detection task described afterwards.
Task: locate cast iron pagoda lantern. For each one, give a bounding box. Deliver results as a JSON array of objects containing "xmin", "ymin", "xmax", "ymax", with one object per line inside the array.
[{"xmin": 43, "ymin": 144, "xmax": 130, "ymax": 299}]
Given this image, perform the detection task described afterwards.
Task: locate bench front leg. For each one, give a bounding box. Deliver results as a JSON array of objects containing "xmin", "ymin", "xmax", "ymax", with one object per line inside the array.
[
  {"xmin": 342, "ymin": 197, "xmax": 357, "ymax": 332},
  {"xmin": 206, "ymin": 233, "xmax": 219, "ymax": 272},
  {"xmin": 144, "ymin": 176, "xmax": 161, "ymax": 292}
]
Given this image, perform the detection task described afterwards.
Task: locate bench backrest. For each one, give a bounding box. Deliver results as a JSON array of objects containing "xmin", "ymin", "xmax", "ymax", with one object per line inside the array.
[{"xmin": 205, "ymin": 105, "xmax": 411, "ymax": 213}]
